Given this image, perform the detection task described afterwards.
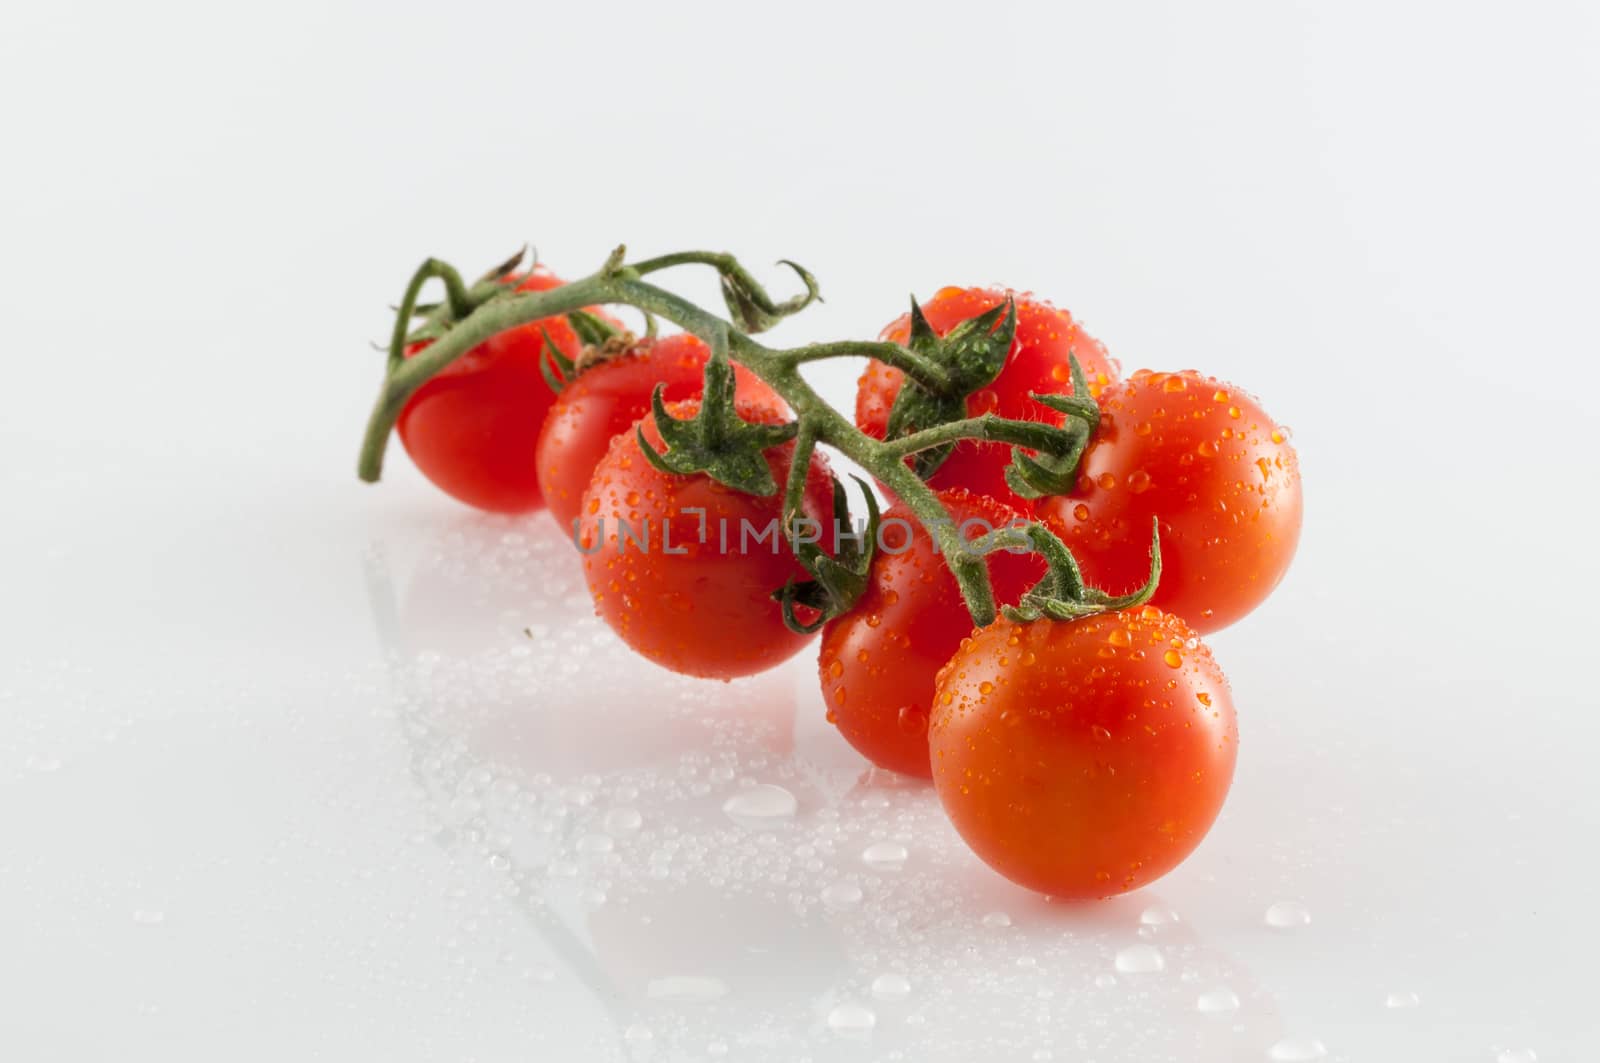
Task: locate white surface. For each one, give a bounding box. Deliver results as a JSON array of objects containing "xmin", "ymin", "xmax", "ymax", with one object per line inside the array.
[{"xmin": 3, "ymin": 1, "xmax": 1599, "ymax": 1060}]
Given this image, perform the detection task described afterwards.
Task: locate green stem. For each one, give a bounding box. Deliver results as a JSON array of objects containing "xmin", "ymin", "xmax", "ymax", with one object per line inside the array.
[
  {"xmin": 780, "ymin": 339, "xmax": 952, "ymax": 391},
  {"xmin": 358, "ymin": 251, "xmax": 1103, "ymax": 628},
  {"xmin": 881, "ymin": 413, "xmax": 1068, "ymax": 460}
]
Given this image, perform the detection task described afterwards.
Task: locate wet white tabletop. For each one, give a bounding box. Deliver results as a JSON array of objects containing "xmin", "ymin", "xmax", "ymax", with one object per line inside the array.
[{"xmin": 3, "ymin": 2, "xmax": 1597, "ymax": 1060}]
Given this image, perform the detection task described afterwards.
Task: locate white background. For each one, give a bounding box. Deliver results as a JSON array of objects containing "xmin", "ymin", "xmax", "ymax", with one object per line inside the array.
[{"xmin": 3, "ymin": 1, "xmax": 1598, "ymax": 1060}]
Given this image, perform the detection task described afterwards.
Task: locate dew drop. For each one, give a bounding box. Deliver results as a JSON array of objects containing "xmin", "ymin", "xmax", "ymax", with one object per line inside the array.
[
  {"xmin": 1113, "ymin": 944, "xmax": 1165, "ymax": 973},
  {"xmin": 871, "ymin": 973, "xmax": 912, "ymax": 1001},
  {"xmin": 722, "ymin": 784, "xmax": 797, "ymax": 827},
  {"xmin": 862, "ymin": 841, "xmax": 909, "ymax": 870},
  {"xmin": 1196, "ymin": 987, "xmax": 1240, "ymax": 1013},
  {"xmin": 1268, "ymin": 1037, "xmax": 1326, "ymax": 1061},
  {"xmin": 576, "ymin": 833, "xmax": 614, "ymax": 855},
  {"xmin": 1264, "ymin": 901, "xmax": 1311, "ymax": 929},
  {"xmin": 821, "ymin": 881, "xmax": 864, "ymax": 909},
  {"xmin": 603, "ymin": 807, "xmax": 642, "ymax": 833},
  {"xmin": 826, "ymin": 1001, "xmax": 877, "ymax": 1034}
]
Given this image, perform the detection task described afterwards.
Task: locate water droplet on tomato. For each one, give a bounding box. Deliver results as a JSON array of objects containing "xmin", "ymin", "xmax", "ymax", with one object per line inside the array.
[
  {"xmin": 1163, "ymin": 649, "xmax": 1182, "ymax": 668},
  {"xmin": 1128, "ymin": 470, "xmax": 1152, "ymax": 493}
]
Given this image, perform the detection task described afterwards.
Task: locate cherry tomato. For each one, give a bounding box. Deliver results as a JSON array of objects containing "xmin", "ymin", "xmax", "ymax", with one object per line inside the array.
[
  {"xmin": 535, "ymin": 334, "xmax": 784, "ymax": 534},
  {"xmin": 856, "ymin": 287, "xmax": 1120, "ymax": 511},
  {"xmin": 578, "ymin": 398, "xmax": 834, "ymax": 679},
  {"xmin": 818, "ymin": 489, "xmax": 1044, "ymax": 778},
  {"xmin": 397, "ymin": 268, "xmax": 612, "ymax": 514},
  {"xmin": 1036, "ymin": 369, "xmax": 1301, "ymax": 634},
  {"xmin": 929, "ymin": 606, "xmax": 1236, "ymax": 898}
]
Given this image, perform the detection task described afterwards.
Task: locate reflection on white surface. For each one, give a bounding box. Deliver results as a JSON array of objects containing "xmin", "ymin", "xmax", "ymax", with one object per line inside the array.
[{"xmin": 358, "ymin": 516, "xmax": 1285, "ymax": 1060}]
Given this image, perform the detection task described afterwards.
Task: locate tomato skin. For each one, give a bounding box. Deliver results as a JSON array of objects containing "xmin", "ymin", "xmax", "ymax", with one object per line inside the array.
[
  {"xmin": 929, "ymin": 607, "xmax": 1236, "ymax": 899},
  {"xmin": 536, "ymin": 334, "xmax": 784, "ymax": 534},
  {"xmin": 855, "ymin": 287, "xmax": 1120, "ymax": 512},
  {"xmin": 578, "ymin": 399, "xmax": 833, "ymax": 680},
  {"xmin": 396, "ymin": 269, "xmax": 607, "ymax": 514},
  {"xmin": 1036, "ymin": 369, "xmax": 1301, "ymax": 634},
  {"xmin": 818, "ymin": 490, "xmax": 1044, "ymax": 778}
]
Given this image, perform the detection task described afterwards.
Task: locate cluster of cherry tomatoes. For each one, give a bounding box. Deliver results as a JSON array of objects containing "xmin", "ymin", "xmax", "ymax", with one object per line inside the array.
[{"xmin": 381, "ymin": 262, "xmax": 1302, "ymax": 900}]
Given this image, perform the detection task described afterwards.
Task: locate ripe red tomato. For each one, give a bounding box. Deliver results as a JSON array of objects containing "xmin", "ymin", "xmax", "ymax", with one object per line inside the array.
[
  {"xmin": 536, "ymin": 334, "xmax": 784, "ymax": 533},
  {"xmin": 578, "ymin": 398, "xmax": 834, "ymax": 679},
  {"xmin": 397, "ymin": 268, "xmax": 612, "ymax": 514},
  {"xmin": 929, "ymin": 606, "xmax": 1237, "ymax": 898},
  {"xmin": 1036, "ymin": 369, "xmax": 1301, "ymax": 634},
  {"xmin": 817, "ymin": 490, "xmax": 1044, "ymax": 779},
  {"xmin": 856, "ymin": 286, "xmax": 1120, "ymax": 511}
]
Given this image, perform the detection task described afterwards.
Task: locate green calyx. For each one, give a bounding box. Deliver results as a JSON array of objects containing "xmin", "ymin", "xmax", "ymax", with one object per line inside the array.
[
  {"xmin": 634, "ymin": 341, "xmax": 798, "ymax": 496},
  {"xmin": 538, "ymin": 310, "xmax": 637, "ymax": 394},
  {"xmin": 773, "ymin": 469, "xmax": 883, "ymax": 635},
  {"xmin": 883, "ymin": 297, "xmax": 1017, "ymax": 479},
  {"xmin": 975, "ymin": 518, "xmax": 1163, "ymax": 623},
  {"xmin": 1001, "ymin": 354, "xmax": 1102, "ymax": 499}
]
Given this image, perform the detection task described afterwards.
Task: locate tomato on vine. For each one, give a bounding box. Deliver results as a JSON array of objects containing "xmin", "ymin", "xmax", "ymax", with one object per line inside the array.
[
  {"xmin": 578, "ymin": 398, "xmax": 834, "ymax": 680},
  {"xmin": 856, "ymin": 287, "xmax": 1120, "ymax": 511},
  {"xmin": 1036, "ymin": 369, "xmax": 1301, "ymax": 633},
  {"xmin": 536, "ymin": 333, "xmax": 783, "ymax": 533},
  {"xmin": 818, "ymin": 489, "xmax": 1043, "ymax": 779},
  {"xmin": 929, "ymin": 604, "xmax": 1237, "ymax": 899},
  {"xmin": 397, "ymin": 267, "xmax": 616, "ymax": 514}
]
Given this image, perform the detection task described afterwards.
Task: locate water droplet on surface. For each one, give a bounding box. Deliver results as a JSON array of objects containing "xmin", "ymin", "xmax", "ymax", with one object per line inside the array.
[
  {"xmin": 1113, "ymin": 944, "xmax": 1165, "ymax": 973},
  {"xmin": 1496, "ymin": 1051, "xmax": 1536, "ymax": 1063},
  {"xmin": 722, "ymin": 784, "xmax": 797, "ymax": 827},
  {"xmin": 603, "ymin": 807, "xmax": 642, "ymax": 833},
  {"xmin": 871, "ymin": 973, "xmax": 911, "ymax": 1001},
  {"xmin": 821, "ymin": 881, "xmax": 864, "ymax": 909},
  {"xmin": 576, "ymin": 833, "xmax": 614, "ymax": 854},
  {"xmin": 862, "ymin": 841, "xmax": 908, "ymax": 870},
  {"xmin": 1384, "ymin": 990, "xmax": 1420, "ymax": 1009},
  {"xmin": 1196, "ymin": 987, "xmax": 1240, "ymax": 1013},
  {"xmin": 826, "ymin": 1001, "xmax": 877, "ymax": 1034},
  {"xmin": 623, "ymin": 1024, "xmax": 654, "ymax": 1044},
  {"xmin": 1139, "ymin": 905, "xmax": 1180, "ymax": 927},
  {"xmin": 1264, "ymin": 900, "xmax": 1311, "ymax": 929},
  {"xmin": 132, "ymin": 910, "xmax": 165, "ymax": 927},
  {"xmin": 645, "ymin": 975, "xmax": 729, "ymax": 1002},
  {"xmin": 981, "ymin": 911, "xmax": 1012, "ymax": 928},
  {"xmin": 1093, "ymin": 973, "xmax": 1117, "ymax": 988},
  {"xmin": 1268, "ymin": 1038, "xmax": 1326, "ymax": 1061}
]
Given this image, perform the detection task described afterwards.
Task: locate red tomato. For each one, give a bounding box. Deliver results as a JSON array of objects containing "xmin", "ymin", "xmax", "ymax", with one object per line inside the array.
[
  {"xmin": 817, "ymin": 490, "xmax": 1044, "ymax": 779},
  {"xmin": 1036, "ymin": 369, "xmax": 1301, "ymax": 634},
  {"xmin": 856, "ymin": 287, "xmax": 1120, "ymax": 511},
  {"xmin": 578, "ymin": 398, "xmax": 833, "ymax": 679},
  {"xmin": 397, "ymin": 268, "xmax": 612, "ymax": 514},
  {"xmin": 536, "ymin": 334, "xmax": 784, "ymax": 533},
  {"xmin": 929, "ymin": 606, "xmax": 1237, "ymax": 898}
]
